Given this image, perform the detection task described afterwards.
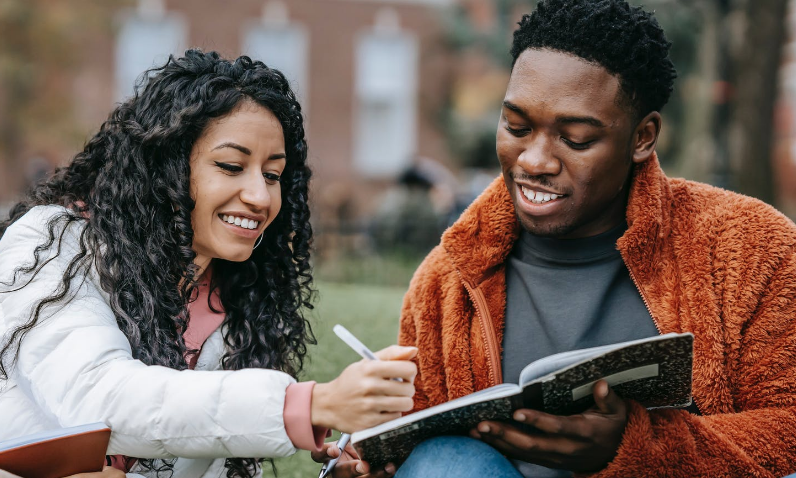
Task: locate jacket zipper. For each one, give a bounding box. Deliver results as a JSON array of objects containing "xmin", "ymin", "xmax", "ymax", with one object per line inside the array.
[
  {"xmin": 621, "ymin": 250, "xmax": 708, "ymax": 415},
  {"xmin": 619, "ymin": 251, "xmax": 663, "ymax": 335},
  {"xmin": 457, "ymin": 270, "xmax": 502, "ymax": 387}
]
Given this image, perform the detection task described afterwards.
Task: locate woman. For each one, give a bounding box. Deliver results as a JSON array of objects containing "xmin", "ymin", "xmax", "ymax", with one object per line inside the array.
[{"xmin": 0, "ymin": 50, "xmax": 416, "ymax": 478}]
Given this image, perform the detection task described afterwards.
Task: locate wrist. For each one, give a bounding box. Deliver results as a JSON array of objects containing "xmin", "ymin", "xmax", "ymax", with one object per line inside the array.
[{"xmin": 310, "ymin": 381, "xmax": 336, "ymax": 429}]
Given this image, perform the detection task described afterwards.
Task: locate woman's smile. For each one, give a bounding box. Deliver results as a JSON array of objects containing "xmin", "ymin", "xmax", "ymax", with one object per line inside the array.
[{"xmin": 218, "ymin": 213, "xmax": 262, "ymax": 239}]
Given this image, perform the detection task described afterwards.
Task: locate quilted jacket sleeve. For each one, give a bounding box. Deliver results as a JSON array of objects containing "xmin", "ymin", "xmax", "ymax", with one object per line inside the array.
[
  {"xmin": 586, "ymin": 249, "xmax": 796, "ymax": 478},
  {"xmin": 0, "ymin": 206, "xmax": 299, "ymax": 460}
]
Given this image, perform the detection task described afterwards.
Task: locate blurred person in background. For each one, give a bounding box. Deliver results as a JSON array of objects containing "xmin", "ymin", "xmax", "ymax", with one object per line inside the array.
[
  {"xmin": 0, "ymin": 49, "xmax": 417, "ymax": 478},
  {"xmin": 369, "ymin": 156, "xmax": 456, "ymax": 256},
  {"xmin": 387, "ymin": 0, "xmax": 796, "ymax": 477}
]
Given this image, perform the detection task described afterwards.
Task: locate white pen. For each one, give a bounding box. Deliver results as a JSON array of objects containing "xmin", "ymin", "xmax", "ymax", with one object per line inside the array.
[
  {"xmin": 333, "ymin": 324, "xmax": 379, "ymax": 361},
  {"xmin": 318, "ymin": 432, "xmax": 350, "ymax": 478},
  {"xmin": 318, "ymin": 325, "xmax": 394, "ymax": 478}
]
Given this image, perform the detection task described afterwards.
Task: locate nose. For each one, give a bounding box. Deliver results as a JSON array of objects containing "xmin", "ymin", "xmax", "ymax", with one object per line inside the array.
[
  {"xmin": 517, "ymin": 135, "xmax": 561, "ymax": 176},
  {"xmin": 239, "ymin": 172, "xmax": 271, "ymax": 211}
]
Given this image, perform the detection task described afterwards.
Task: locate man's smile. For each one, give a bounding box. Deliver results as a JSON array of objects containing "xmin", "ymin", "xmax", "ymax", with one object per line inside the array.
[{"xmin": 521, "ymin": 185, "xmax": 562, "ymax": 204}]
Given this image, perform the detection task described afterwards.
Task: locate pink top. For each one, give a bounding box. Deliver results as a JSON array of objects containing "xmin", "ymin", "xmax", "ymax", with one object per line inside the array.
[
  {"xmin": 186, "ymin": 278, "xmax": 329, "ymax": 450},
  {"xmin": 109, "ymin": 277, "xmax": 327, "ymax": 471}
]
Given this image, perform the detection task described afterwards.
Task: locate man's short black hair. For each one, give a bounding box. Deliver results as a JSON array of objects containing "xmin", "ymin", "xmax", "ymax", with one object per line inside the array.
[{"xmin": 511, "ymin": 0, "xmax": 677, "ymax": 119}]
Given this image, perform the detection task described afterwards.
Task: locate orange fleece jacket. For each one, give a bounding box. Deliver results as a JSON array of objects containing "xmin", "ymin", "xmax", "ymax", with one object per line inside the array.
[{"xmin": 398, "ymin": 155, "xmax": 796, "ymax": 477}]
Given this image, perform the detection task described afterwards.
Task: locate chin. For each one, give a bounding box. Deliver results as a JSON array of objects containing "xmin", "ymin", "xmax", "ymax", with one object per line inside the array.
[
  {"xmin": 518, "ymin": 216, "xmax": 575, "ymax": 238},
  {"xmin": 219, "ymin": 250, "xmax": 255, "ymax": 262}
]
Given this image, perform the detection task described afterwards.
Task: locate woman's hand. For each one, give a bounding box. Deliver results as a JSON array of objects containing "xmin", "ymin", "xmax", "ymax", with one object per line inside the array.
[
  {"xmin": 311, "ymin": 345, "xmax": 418, "ymax": 433},
  {"xmin": 311, "ymin": 441, "xmax": 397, "ymax": 478},
  {"xmin": 65, "ymin": 466, "xmax": 126, "ymax": 478}
]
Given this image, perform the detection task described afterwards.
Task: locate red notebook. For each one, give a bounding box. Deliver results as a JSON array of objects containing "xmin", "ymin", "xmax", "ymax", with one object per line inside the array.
[{"xmin": 0, "ymin": 423, "xmax": 110, "ymax": 478}]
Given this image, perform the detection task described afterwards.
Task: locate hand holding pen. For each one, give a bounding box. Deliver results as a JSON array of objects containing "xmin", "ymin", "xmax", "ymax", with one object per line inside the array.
[{"xmin": 314, "ymin": 325, "xmax": 417, "ymax": 478}]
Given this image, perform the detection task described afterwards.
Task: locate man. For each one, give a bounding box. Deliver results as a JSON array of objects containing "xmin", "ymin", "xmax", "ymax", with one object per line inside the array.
[{"xmin": 391, "ymin": 0, "xmax": 796, "ymax": 477}]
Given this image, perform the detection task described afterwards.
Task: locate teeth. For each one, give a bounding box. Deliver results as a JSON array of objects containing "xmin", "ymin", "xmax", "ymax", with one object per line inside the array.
[
  {"xmin": 221, "ymin": 215, "xmax": 260, "ymax": 230},
  {"xmin": 521, "ymin": 186, "xmax": 561, "ymax": 204}
]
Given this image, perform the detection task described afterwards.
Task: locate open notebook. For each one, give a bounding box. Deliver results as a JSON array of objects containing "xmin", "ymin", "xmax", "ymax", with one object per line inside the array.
[{"xmin": 352, "ymin": 333, "xmax": 693, "ymax": 468}]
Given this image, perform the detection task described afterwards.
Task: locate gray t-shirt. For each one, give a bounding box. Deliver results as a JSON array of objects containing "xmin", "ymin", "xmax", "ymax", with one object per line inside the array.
[{"xmin": 502, "ymin": 223, "xmax": 659, "ymax": 478}]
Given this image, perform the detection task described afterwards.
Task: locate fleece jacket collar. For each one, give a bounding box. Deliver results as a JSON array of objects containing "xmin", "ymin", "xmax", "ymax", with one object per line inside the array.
[{"xmin": 441, "ymin": 153, "xmax": 671, "ymax": 288}]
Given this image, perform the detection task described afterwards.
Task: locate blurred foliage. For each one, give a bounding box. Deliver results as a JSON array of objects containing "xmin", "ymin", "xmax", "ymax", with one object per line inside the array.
[
  {"xmin": 369, "ymin": 187, "xmax": 448, "ymax": 256},
  {"xmin": 444, "ymin": 0, "xmax": 530, "ymax": 67},
  {"xmin": 0, "ymin": 0, "xmax": 132, "ymax": 196}
]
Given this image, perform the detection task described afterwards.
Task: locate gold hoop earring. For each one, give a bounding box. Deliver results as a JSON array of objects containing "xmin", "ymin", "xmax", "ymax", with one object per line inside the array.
[{"xmin": 253, "ymin": 234, "xmax": 264, "ymax": 250}]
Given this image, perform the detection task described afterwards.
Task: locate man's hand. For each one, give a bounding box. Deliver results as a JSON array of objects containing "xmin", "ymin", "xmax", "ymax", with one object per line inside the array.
[
  {"xmin": 311, "ymin": 441, "xmax": 397, "ymax": 478},
  {"xmin": 470, "ymin": 380, "xmax": 628, "ymax": 472}
]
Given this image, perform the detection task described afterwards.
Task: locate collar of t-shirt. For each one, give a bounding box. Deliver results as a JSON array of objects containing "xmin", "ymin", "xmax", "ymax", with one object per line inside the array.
[{"xmin": 514, "ymin": 221, "xmax": 628, "ymax": 267}]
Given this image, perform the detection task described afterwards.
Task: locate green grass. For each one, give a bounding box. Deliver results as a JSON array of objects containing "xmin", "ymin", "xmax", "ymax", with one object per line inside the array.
[
  {"xmin": 268, "ymin": 281, "xmax": 407, "ymax": 478},
  {"xmin": 313, "ymin": 252, "xmax": 425, "ymax": 288}
]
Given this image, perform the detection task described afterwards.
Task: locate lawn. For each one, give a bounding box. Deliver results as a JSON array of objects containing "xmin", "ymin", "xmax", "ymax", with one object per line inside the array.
[{"xmin": 268, "ymin": 280, "xmax": 408, "ymax": 478}]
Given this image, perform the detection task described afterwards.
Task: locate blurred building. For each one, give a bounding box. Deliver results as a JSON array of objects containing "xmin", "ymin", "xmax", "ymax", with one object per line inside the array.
[
  {"xmin": 0, "ymin": 0, "xmax": 457, "ymax": 231},
  {"xmin": 4, "ymin": 0, "xmax": 796, "ymax": 224}
]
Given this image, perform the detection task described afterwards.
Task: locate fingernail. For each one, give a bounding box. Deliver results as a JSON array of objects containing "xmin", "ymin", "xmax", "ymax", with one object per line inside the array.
[
  {"xmin": 385, "ymin": 463, "xmax": 396, "ymax": 474},
  {"xmin": 478, "ymin": 423, "xmax": 490, "ymax": 433},
  {"xmin": 356, "ymin": 463, "xmax": 366, "ymax": 474},
  {"xmin": 515, "ymin": 412, "xmax": 526, "ymax": 421}
]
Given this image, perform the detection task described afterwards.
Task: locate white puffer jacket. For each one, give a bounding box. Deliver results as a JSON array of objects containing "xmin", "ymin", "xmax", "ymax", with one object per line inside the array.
[{"xmin": 0, "ymin": 206, "xmax": 300, "ymax": 477}]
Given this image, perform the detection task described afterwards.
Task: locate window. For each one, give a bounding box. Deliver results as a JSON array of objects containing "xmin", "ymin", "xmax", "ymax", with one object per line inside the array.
[
  {"xmin": 354, "ymin": 11, "xmax": 418, "ymax": 177},
  {"xmin": 242, "ymin": 1, "xmax": 309, "ymax": 105},
  {"xmin": 115, "ymin": 1, "xmax": 187, "ymax": 101}
]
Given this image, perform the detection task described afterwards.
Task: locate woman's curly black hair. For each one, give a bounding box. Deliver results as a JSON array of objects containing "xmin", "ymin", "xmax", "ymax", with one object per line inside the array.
[
  {"xmin": 0, "ymin": 49, "xmax": 314, "ymax": 477},
  {"xmin": 511, "ymin": 0, "xmax": 677, "ymax": 119}
]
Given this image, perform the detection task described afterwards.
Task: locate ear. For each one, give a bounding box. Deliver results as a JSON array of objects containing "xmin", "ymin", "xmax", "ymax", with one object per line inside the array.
[{"xmin": 631, "ymin": 111, "xmax": 661, "ymax": 164}]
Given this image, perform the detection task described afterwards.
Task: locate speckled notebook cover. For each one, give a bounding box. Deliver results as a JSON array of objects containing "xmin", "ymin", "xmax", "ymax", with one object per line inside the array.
[{"xmin": 353, "ymin": 333, "xmax": 693, "ymax": 469}]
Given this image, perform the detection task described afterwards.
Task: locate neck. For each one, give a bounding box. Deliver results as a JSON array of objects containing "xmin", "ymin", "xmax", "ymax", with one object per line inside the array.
[{"xmin": 193, "ymin": 255, "xmax": 212, "ymax": 280}]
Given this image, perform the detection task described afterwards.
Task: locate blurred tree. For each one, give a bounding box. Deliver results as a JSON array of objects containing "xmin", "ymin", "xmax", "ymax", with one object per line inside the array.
[
  {"xmin": 723, "ymin": 0, "xmax": 788, "ymax": 205},
  {"xmin": 0, "ymin": 0, "xmax": 127, "ymax": 201}
]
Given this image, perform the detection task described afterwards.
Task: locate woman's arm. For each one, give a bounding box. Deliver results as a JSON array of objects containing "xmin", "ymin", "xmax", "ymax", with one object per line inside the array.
[{"xmin": 0, "ymin": 207, "xmax": 299, "ymax": 459}]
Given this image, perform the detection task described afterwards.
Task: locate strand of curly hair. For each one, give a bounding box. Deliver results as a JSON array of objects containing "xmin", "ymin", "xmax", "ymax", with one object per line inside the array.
[{"xmin": 0, "ymin": 49, "xmax": 315, "ymax": 478}]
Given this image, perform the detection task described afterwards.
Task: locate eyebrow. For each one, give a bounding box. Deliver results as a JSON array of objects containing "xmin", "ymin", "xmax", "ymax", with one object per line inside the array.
[
  {"xmin": 502, "ymin": 101, "xmax": 606, "ymax": 128},
  {"xmin": 211, "ymin": 142, "xmax": 287, "ymax": 160},
  {"xmin": 212, "ymin": 142, "xmax": 251, "ymax": 155},
  {"xmin": 556, "ymin": 116, "xmax": 606, "ymax": 128}
]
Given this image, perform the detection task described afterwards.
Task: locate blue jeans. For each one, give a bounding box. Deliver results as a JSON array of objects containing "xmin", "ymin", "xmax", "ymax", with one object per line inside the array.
[{"xmin": 395, "ymin": 436, "xmax": 523, "ymax": 478}]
